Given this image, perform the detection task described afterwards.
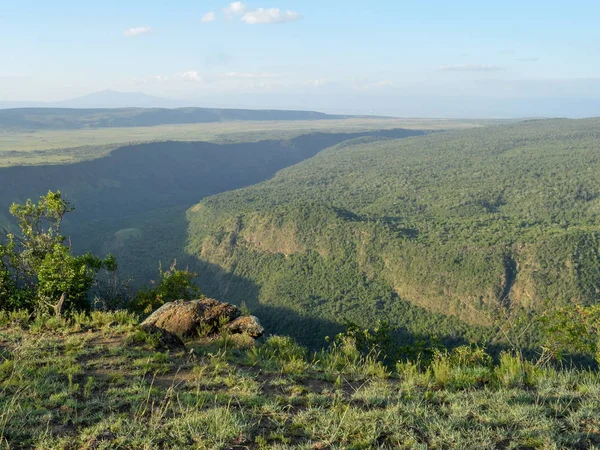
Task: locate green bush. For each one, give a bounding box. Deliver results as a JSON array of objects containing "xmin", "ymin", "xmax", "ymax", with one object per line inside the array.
[
  {"xmin": 0, "ymin": 191, "xmax": 116, "ymax": 315},
  {"xmin": 539, "ymin": 304, "xmax": 600, "ymax": 365},
  {"xmin": 494, "ymin": 352, "xmax": 539, "ymax": 388},
  {"xmin": 130, "ymin": 261, "xmax": 203, "ymax": 314}
]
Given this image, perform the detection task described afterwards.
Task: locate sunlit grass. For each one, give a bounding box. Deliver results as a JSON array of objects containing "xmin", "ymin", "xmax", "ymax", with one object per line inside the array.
[{"xmin": 0, "ymin": 312, "xmax": 599, "ymax": 448}]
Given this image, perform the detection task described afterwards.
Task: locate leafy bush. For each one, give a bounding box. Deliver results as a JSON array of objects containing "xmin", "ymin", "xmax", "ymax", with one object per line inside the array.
[
  {"xmin": 0, "ymin": 191, "xmax": 116, "ymax": 315},
  {"xmin": 130, "ymin": 261, "xmax": 203, "ymax": 314},
  {"xmin": 539, "ymin": 304, "xmax": 600, "ymax": 365},
  {"xmin": 331, "ymin": 320, "xmax": 395, "ymax": 365}
]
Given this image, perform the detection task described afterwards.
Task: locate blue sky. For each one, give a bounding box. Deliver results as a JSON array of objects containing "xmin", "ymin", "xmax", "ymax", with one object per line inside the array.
[{"xmin": 2, "ymin": 1, "xmax": 600, "ymax": 115}]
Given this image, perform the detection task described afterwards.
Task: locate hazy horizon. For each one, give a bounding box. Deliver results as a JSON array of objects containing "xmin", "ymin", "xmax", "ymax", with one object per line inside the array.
[{"xmin": 2, "ymin": 0, "xmax": 600, "ymax": 118}]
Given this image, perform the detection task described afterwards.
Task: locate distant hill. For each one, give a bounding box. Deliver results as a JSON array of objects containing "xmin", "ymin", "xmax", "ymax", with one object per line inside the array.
[
  {"xmin": 0, "ymin": 90, "xmax": 189, "ymax": 110},
  {"xmin": 54, "ymin": 90, "xmax": 190, "ymax": 109},
  {"xmin": 0, "ymin": 106, "xmax": 351, "ymax": 130}
]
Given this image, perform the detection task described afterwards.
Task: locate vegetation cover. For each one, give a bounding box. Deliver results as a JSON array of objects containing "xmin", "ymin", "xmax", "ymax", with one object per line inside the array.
[
  {"xmin": 0, "ymin": 117, "xmax": 479, "ymax": 167},
  {"xmin": 1, "ymin": 312, "xmax": 600, "ymax": 449},
  {"xmin": 0, "ymin": 129, "xmax": 425, "ymax": 286},
  {"xmin": 0, "ymin": 107, "xmax": 352, "ymax": 131},
  {"xmin": 2, "ymin": 120, "xmax": 600, "ymax": 447},
  {"xmin": 187, "ymin": 118, "xmax": 600, "ymax": 347}
]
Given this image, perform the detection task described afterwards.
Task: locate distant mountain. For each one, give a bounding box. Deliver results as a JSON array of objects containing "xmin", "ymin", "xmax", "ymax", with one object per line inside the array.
[
  {"xmin": 0, "ymin": 90, "xmax": 189, "ymax": 110},
  {"xmin": 54, "ymin": 90, "xmax": 191, "ymax": 109}
]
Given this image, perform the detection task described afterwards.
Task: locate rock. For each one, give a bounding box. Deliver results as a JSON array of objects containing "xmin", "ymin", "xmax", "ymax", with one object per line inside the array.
[
  {"xmin": 141, "ymin": 298, "xmax": 241, "ymax": 338},
  {"xmin": 224, "ymin": 315, "xmax": 265, "ymax": 338},
  {"xmin": 139, "ymin": 324, "xmax": 186, "ymax": 350}
]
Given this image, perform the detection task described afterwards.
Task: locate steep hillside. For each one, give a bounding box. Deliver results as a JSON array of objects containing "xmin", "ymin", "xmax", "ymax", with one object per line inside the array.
[
  {"xmin": 186, "ymin": 118, "xmax": 600, "ymax": 345},
  {"xmin": 0, "ymin": 107, "xmax": 350, "ymax": 131},
  {"xmin": 0, "ymin": 129, "xmax": 424, "ymax": 282}
]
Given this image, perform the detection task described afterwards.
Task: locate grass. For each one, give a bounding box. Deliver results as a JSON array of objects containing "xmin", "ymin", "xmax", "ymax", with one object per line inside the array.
[
  {"xmin": 0, "ymin": 118, "xmax": 492, "ymax": 167},
  {"xmin": 1, "ymin": 311, "xmax": 600, "ymax": 449}
]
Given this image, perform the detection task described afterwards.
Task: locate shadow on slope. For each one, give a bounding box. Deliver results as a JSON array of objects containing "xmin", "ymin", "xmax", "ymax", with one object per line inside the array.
[
  {"xmin": 190, "ymin": 259, "xmax": 475, "ymax": 350},
  {"xmin": 0, "ymin": 128, "xmax": 426, "ymax": 282}
]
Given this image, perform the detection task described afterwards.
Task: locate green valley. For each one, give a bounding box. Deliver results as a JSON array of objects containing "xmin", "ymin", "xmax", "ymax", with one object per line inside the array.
[
  {"xmin": 0, "ymin": 116, "xmax": 484, "ymax": 167},
  {"xmin": 0, "ymin": 127, "xmax": 427, "ymax": 285},
  {"xmin": 186, "ymin": 118, "xmax": 600, "ymax": 347}
]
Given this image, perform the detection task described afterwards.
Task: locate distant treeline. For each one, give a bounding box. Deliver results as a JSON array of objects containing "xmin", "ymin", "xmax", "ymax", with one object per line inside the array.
[{"xmin": 0, "ymin": 107, "xmax": 357, "ymax": 130}]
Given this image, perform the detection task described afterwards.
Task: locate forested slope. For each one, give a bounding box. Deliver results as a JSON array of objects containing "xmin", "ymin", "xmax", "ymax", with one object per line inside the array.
[{"xmin": 187, "ymin": 118, "xmax": 600, "ymax": 346}]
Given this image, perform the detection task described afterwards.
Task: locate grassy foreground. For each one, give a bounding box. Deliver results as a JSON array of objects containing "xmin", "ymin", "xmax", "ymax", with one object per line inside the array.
[{"xmin": 1, "ymin": 311, "xmax": 599, "ymax": 449}]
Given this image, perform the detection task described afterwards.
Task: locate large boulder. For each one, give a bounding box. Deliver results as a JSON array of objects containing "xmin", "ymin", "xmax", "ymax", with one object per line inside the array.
[
  {"xmin": 224, "ymin": 315, "xmax": 264, "ymax": 338},
  {"xmin": 141, "ymin": 298, "xmax": 240, "ymax": 338}
]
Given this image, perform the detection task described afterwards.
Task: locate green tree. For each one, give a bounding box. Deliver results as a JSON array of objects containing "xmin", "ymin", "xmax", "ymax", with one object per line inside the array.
[{"xmin": 0, "ymin": 191, "xmax": 115, "ymax": 315}]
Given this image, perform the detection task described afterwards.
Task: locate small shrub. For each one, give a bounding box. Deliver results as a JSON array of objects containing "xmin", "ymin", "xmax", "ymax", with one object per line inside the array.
[
  {"xmin": 431, "ymin": 352, "xmax": 453, "ymax": 388},
  {"xmin": 89, "ymin": 310, "xmax": 115, "ymax": 328},
  {"xmin": 331, "ymin": 320, "xmax": 395, "ymax": 365},
  {"xmin": 240, "ymin": 301, "xmax": 251, "ymax": 316},
  {"xmin": 247, "ymin": 335, "xmax": 307, "ymax": 373},
  {"xmin": 396, "ymin": 360, "xmax": 431, "ymax": 387},
  {"xmin": 450, "ymin": 345, "xmax": 492, "ymax": 368},
  {"xmin": 83, "ymin": 376, "xmax": 95, "ymax": 398},
  {"xmin": 88, "ymin": 310, "xmax": 138, "ymax": 329},
  {"xmin": 71, "ymin": 310, "xmax": 89, "ymax": 327},
  {"xmin": 0, "ymin": 192, "xmax": 118, "ymax": 315},
  {"xmin": 112, "ymin": 310, "xmax": 138, "ymax": 326},
  {"xmin": 130, "ymin": 261, "xmax": 203, "ymax": 315},
  {"xmin": 7, "ymin": 309, "xmax": 30, "ymax": 328},
  {"xmin": 29, "ymin": 315, "xmax": 68, "ymax": 333},
  {"xmin": 494, "ymin": 352, "xmax": 539, "ymax": 388},
  {"xmin": 318, "ymin": 336, "xmax": 389, "ymax": 379},
  {"xmin": 125, "ymin": 328, "xmax": 161, "ymax": 349}
]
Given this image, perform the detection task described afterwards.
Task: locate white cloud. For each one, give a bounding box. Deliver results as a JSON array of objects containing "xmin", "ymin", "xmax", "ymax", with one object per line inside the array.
[
  {"xmin": 224, "ymin": 1, "xmax": 247, "ymax": 17},
  {"xmin": 241, "ymin": 8, "xmax": 302, "ymax": 24},
  {"xmin": 439, "ymin": 64, "xmax": 502, "ymax": 72},
  {"xmin": 223, "ymin": 72, "xmax": 279, "ymax": 79},
  {"xmin": 178, "ymin": 71, "xmax": 204, "ymax": 82},
  {"xmin": 304, "ymin": 78, "xmax": 329, "ymax": 87},
  {"xmin": 140, "ymin": 71, "xmax": 281, "ymax": 84},
  {"xmin": 124, "ymin": 26, "xmax": 152, "ymax": 37},
  {"xmin": 352, "ymin": 79, "xmax": 394, "ymax": 90},
  {"xmin": 148, "ymin": 75, "xmax": 169, "ymax": 82},
  {"xmin": 201, "ymin": 12, "xmax": 217, "ymax": 23}
]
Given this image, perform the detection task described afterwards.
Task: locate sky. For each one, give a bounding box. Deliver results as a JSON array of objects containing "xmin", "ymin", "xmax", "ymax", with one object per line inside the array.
[{"xmin": 2, "ymin": 0, "xmax": 600, "ymax": 116}]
